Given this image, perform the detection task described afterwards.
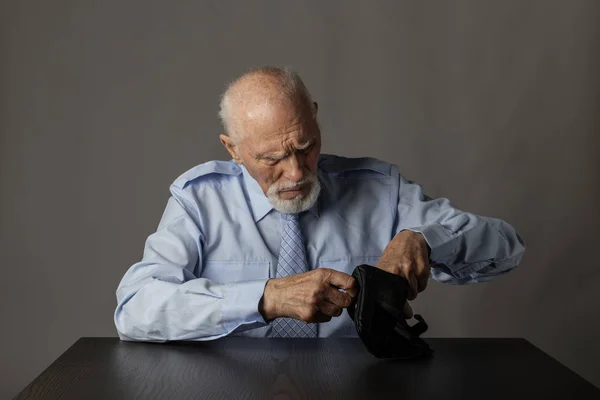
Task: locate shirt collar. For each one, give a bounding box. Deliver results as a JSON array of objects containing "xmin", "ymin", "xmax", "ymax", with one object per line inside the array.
[{"xmin": 240, "ymin": 163, "xmax": 320, "ymax": 222}]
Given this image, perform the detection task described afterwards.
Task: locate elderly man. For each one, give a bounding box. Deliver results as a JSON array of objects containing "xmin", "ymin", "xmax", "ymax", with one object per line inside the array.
[{"xmin": 114, "ymin": 67, "xmax": 525, "ymax": 341}]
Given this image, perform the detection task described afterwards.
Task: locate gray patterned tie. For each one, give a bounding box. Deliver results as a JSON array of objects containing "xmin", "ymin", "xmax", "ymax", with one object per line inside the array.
[{"xmin": 271, "ymin": 212, "xmax": 318, "ymax": 338}]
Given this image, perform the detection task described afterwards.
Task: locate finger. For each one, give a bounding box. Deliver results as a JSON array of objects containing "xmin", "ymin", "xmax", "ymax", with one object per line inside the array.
[
  {"xmin": 344, "ymin": 277, "xmax": 358, "ymax": 298},
  {"xmin": 317, "ymin": 300, "xmax": 343, "ymax": 318},
  {"xmin": 403, "ymin": 301, "xmax": 413, "ymax": 319},
  {"xmin": 322, "ymin": 286, "xmax": 354, "ymax": 309},
  {"xmin": 311, "ymin": 311, "xmax": 333, "ymax": 323},
  {"xmin": 416, "ymin": 263, "xmax": 430, "ymax": 293},
  {"xmin": 407, "ymin": 272, "xmax": 418, "ymax": 300},
  {"xmin": 324, "ymin": 270, "xmax": 358, "ymax": 298}
]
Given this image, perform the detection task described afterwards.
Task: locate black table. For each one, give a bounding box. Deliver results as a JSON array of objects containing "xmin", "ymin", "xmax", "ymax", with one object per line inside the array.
[{"xmin": 15, "ymin": 337, "xmax": 599, "ymax": 399}]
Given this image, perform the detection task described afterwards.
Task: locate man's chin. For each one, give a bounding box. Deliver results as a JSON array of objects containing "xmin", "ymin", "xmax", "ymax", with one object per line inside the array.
[
  {"xmin": 272, "ymin": 201, "xmax": 310, "ymax": 214},
  {"xmin": 270, "ymin": 193, "xmax": 314, "ymax": 214},
  {"xmin": 268, "ymin": 179, "xmax": 321, "ymax": 214}
]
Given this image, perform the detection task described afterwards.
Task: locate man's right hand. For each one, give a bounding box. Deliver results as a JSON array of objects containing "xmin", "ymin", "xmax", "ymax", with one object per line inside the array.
[{"xmin": 258, "ymin": 268, "xmax": 357, "ymax": 323}]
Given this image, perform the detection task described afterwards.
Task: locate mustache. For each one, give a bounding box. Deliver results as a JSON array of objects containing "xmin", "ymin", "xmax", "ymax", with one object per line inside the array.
[
  {"xmin": 268, "ymin": 175, "xmax": 317, "ymax": 195},
  {"xmin": 277, "ymin": 181, "xmax": 308, "ymax": 191}
]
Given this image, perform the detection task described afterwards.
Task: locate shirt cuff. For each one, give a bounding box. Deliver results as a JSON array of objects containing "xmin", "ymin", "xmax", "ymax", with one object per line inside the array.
[
  {"xmin": 221, "ymin": 278, "xmax": 269, "ymax": 332},
  {"xmin": 401, "ymin": 224, "xmax": 456, "ymax": 262}
]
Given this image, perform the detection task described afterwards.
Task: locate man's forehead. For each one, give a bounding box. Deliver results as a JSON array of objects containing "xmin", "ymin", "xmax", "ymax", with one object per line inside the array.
[{"xmin": 240, "ymin": 102, "xmax": 310, "ymax": 140}]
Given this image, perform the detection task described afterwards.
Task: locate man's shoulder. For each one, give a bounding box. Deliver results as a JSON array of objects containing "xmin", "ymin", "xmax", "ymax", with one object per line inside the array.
[
  {"xmin": 172, "ymin": 159, "xmax": 242, "ymax": 190},
  {"xmin": 318, "ymin": 154, "xmax": 396, "ymax": 177}
]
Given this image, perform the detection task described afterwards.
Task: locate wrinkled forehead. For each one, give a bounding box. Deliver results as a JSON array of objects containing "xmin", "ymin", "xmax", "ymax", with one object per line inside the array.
[{"xmin": 239, "ymin": 102, "xmax": 315, "ymax": 150}]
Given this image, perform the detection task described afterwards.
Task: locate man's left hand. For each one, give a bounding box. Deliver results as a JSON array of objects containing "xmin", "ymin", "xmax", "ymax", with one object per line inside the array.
[{"xmin": 376, "ymin": 230, "xmax": 431, "ymax": 314}]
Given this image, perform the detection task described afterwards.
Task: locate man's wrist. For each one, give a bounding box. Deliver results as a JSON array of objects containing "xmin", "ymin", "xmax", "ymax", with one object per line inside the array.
[
  {"xmin": 400, "ymin": 229, "xmax": 432, "ymax": 258},
  {"xmin": 258, "ymin": 279, "xmax": 277, "ymax": 322},
  {"xmin": 420, "ymin": 233, "xmax": 432, "ymax": 258}
]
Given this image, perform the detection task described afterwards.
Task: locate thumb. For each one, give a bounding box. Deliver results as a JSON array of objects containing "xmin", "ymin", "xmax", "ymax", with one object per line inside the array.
[{"xmin": 403, "ymin": 301, "xmax": 413, "ymax": 319}]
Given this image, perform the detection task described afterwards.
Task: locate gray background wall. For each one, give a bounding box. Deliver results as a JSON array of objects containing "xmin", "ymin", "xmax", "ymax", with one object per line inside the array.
[{"xmin": 1, "ymin": 0, "xmax": 599, "ymax": 397}]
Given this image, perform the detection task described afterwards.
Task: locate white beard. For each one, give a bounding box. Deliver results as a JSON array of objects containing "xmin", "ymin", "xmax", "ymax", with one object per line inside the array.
[{"xmin": 266, "ymin": 173, "xmax": 321, "ymax": 214}]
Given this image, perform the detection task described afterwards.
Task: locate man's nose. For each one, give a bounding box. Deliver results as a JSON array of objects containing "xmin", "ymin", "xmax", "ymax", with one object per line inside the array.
[{"xmin": 283, "ymin": 154, "xmax": 305, "ymax": 182}]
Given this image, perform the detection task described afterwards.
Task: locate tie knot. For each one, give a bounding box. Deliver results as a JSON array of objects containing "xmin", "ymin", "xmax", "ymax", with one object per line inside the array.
[{"xmin": 282, "ymin": 213, "xmax": 300, "ymax": 222}]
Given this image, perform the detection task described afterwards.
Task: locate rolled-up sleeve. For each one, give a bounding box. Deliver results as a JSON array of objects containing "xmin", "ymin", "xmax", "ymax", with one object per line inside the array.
[
  {"xmin": 114, "ymin": 194, "xmax": 268, "ymax": 342},
  {"xmin": 392, "ymin": 171, "xmax": 526, "ymax": 285}
]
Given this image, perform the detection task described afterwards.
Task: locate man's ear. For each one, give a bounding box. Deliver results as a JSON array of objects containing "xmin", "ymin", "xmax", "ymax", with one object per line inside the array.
[
  {"xmin": 312, "ymin": 101, "xmax": 319, "ymax": 116},
  {"xmin": 219, "ymin": 134, "xmax": 243, "ymax": 164}
]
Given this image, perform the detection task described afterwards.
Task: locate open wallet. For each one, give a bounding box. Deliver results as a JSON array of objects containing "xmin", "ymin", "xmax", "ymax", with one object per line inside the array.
[{"xmin": 347, "ymin": 264, "xmax": 434, "ymax": 359}]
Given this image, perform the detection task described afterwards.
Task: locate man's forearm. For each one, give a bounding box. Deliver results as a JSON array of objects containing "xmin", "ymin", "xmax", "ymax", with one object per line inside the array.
[
  {"xmin": 406, "ymin": 216, "xmax": 526, "ymax": 284},
  {"xmin": 394, "ymin": 173, "xmax": 526, "ymax": 284},
  {"xmin": 115, "ymin": 273, "xmax": 269, "ymax": 341}
]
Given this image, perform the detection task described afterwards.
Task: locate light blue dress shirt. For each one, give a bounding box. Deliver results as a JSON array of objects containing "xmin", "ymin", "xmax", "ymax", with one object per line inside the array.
[{"xmin": 115, "ymin": 154, "xmax": 525, "ymax": 341}]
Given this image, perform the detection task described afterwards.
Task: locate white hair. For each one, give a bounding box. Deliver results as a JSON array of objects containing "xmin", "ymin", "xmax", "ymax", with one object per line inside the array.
[{"xmin": 218, "ymin": 66, "xmax": 314, "ymax": 142}]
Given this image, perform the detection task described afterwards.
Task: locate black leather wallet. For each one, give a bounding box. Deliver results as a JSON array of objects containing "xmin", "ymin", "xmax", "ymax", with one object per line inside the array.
[{"xmin": 347, "ymin": 264, "xmax": 434, "ymax": 359}]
